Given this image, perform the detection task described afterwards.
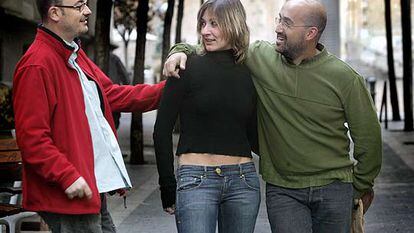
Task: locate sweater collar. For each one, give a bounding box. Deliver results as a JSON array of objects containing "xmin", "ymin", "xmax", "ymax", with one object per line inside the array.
[
  {"xmin": 204, "ymin": 49, "xmax": 235, "ymax": 64},
  {"xmin": 36, "ymin": 25, "xmax": 82, "ymax": 63},
  {"xmin": 281, "ymin": 43, "xmax": 329, "ymax": 67}
]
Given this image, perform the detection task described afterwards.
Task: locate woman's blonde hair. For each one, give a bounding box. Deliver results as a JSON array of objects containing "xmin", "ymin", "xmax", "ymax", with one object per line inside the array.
[{"xmin": 197, "ymin": 0, "xmax": 250, "ymax": 63}]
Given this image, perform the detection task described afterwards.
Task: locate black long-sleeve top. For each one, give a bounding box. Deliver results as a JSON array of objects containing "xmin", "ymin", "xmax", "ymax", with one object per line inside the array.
[{"xmin": 153, "ymin": 50, "xmax": 258, "ymax": 208}]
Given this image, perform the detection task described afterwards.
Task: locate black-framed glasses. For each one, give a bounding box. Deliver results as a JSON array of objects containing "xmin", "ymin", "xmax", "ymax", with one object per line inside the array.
[
  {"xmin": 275, "ymin": 17, "xmax": 314, "ymax": 29},
  {"xmin": 55, "ymin": 1, "xmax": 88, "ymax": 12}
]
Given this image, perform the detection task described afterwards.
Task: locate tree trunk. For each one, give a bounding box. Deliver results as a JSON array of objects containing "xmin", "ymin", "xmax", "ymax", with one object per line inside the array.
[
  {"xmin": 160, "ymin": 0, "xmax": 175, "ymax": 77},
  {"xmin": 94, "ymin": 0, "xmax": 113, "ymax": 74},
  {"xmin": 385, "ymin": 0, "xmax": 401, "ymax": 121},
  {"xmin": 175, "ymin": 0, "xmax": 184, "ymax": 44},
  {"xmin": 173, "ymin": 0, "xmax": 184, "ymax": 133},
  {"xmin": 130, "ymin": 0, "xmax": 150, "ymax": 164},
  {"xmin": 401, "ymin": 0, "xmax": 413, "ymax": 131},
  {"xmin": 123, "ymin": 39, "xmax": 129, "ymax": 69}
]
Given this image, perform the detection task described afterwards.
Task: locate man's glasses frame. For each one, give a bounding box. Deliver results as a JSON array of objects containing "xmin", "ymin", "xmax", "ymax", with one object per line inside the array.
[
  {"xmin": 54, "ymin": 1, "xmax": 88, "ymax": 12},
  {"xmin": 275, "ymin": 16, "xmax": 314, "ymax": 30}
]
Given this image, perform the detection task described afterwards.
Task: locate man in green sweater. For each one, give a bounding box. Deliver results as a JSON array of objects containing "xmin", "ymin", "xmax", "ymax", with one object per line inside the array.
[{"xmin": 163, "ymin": 0, "xmax": 382, "ymax": 232}]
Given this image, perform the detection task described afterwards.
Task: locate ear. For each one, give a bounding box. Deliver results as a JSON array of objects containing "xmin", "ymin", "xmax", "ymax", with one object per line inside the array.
[
  {"xmin": 48, "ymin": 6, "xmax": 62, "ymax": 22},
  {"xmin": 305, "ymin": 27, "xmax": 319, "ymax": 41}
]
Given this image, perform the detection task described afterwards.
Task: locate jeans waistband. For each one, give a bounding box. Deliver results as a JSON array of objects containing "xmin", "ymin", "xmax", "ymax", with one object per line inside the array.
[{"xmin": 178, "ymin": 161, "xmax": 256, "ymax": 176}]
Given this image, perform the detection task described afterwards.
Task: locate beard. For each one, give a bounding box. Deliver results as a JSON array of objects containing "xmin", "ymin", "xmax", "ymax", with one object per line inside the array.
[{"xmin": 275, "ymin": 33, "xmax": 307, "ymax": 61}]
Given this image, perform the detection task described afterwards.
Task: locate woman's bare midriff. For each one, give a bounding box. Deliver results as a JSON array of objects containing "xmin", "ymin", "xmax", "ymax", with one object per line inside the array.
[{"xmin": 178, "ymin": 153, "xmax": 252, "ymax": 166}]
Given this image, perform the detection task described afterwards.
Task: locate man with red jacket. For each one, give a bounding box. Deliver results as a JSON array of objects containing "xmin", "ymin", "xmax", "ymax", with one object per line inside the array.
[{"xmin": 13, "ymin": 0, "xmax": 165, "ymax": 232}]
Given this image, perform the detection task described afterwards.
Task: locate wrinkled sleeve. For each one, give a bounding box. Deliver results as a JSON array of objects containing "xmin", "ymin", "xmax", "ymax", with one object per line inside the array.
[
  {"xmin": 344, "ymin": 74, "xmax": 382, "ymax": 198},
  {"xmin": 13, "ymin": 66, "xmax": 81, "ymax": 191},
  {"xmin": 153, "ymin": 69, "xmax": 189, "ymax": 209},
  {"xmin": 168, "ymin": 43, "xmax": 198, "ymax": 57}
]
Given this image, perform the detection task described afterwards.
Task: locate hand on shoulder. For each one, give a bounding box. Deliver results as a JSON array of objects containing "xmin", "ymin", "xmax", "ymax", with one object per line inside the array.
[{"xmin": 163, "ymin": 52, "xmax": 188, "ymax": 78}]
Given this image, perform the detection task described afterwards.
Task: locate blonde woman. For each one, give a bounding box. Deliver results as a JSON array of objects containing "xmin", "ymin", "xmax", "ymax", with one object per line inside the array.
[{"xmin": 153, "ymin": 0, "xmax": 260, "ymax": 232}]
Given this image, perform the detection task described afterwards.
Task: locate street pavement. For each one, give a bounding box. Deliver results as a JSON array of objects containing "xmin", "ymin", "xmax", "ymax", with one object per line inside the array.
[
  {"xmin": 366, "ymin": 121, "xmax": 414, "ymax": 232},
  {"xmin": 108, "ymin": 110, "xmax": 414, "ymax": 233}
]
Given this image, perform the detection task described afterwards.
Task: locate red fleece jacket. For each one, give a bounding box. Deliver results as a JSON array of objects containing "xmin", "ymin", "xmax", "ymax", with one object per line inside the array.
[{"xmin": 13, "ymin": 26, "xmax": 165, "ymax": 214}]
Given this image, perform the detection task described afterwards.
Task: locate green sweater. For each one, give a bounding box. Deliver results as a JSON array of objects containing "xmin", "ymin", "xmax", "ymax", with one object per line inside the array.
[{"xmin": 170, "ymin": 41, "xmax": 382, "ymax": 197}]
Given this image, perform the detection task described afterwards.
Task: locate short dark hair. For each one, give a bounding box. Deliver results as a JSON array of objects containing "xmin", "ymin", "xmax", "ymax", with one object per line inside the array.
[
  {"xmin": 304, "ymin": 9, "xmax": 326, "ymax": 40},
  {"xmin": 36, "ymin": 0, "xmax": 62, "ymax": 21}
]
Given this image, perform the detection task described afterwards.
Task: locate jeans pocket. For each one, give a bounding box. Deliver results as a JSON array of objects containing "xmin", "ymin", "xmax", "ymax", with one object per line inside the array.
[
  {"xmin": 241, "ymin": 173, "xmax": 260, "ymax": 191},
  {"xmin": 177, "ymin": 175, "xmax": 204, "ymax": 192}
]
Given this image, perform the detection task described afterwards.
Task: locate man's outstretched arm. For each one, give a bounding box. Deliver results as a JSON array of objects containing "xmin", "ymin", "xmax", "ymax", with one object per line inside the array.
[
  {"xmin": 163, "ymin": 41, "xmax": 267, "ymax": 78},
  {"xmin": 163, "ymin": 43, "xmax": 198, "ymax": 77}
]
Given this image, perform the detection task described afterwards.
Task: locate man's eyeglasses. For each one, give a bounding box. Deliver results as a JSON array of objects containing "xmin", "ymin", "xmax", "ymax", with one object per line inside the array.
[
  {"xmin": 55, "ymin": 1, "xmax": 88, "ymax": 12},
  {"xmin": 275, "ymin": 17, "xmax": 314, "ymax": 30}
]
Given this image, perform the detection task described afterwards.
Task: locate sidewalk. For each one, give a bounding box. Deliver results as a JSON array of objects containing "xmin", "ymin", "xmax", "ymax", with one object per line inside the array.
[
  {"xmin": 366, "ymin": 121, "xmax": 414, "ymax": 232},
  {"xmin": 109, "ymin": 109, "xmax": 414, "ymax": 232}
]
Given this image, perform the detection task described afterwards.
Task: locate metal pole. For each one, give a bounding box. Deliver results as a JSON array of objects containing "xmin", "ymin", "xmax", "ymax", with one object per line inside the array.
[{"xmin": 380, "ymin": 81, "xmax": 388, "ymax": 129}]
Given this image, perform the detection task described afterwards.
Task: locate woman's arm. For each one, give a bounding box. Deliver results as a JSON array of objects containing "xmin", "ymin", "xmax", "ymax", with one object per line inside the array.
[{"xmin": 153, "ymin": 71, "xmax": 189, "ymax": 210}]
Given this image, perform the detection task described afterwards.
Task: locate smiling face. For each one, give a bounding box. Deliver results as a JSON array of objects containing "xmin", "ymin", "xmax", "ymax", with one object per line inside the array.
[
  {"xmin": 274, "ymin": 3, "xmax": 310, "ymax": 60},
  {"xmin": 275, "ymin": 20, "xmax": 308, "ymax": 61},
  {"xmin": 273, "ymin": 0, "xmax": 327, "ymax": 63},
  {"xmin": 55, "ymin": 0, "xmax": 92, "ymax": 41},
  {"xmin": 199, "ymin": 10, "xmax": 231, "ymax": 52}
]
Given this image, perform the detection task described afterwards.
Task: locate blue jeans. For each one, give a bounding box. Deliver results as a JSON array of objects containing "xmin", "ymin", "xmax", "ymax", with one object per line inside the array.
[
  {"xmin": 175, "ymin": 162, "xmax": 261, "ymax": 233},
  {"xmin": 266, "ymin": 181, "xmax": 353, "ymax": 233}
]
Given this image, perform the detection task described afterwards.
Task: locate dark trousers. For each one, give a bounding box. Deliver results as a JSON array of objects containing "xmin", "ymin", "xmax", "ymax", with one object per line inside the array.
[
  {"xmin": 39, "ymin": 193, "xmax": 116, "ymax": 233},
  {"xmin": 266, "ymin": 181, "xmax": 353, "ymax": 233},
  {"xmin": 112, "ymin": 112, "xmax": 121, "ymax": 129}
]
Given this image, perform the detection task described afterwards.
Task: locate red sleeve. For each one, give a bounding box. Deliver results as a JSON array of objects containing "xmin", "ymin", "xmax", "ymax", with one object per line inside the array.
[
  {"xmin": 13, "ymin": 66, "xmax": 81, "ymax": 191},
  {"xmin": 93, "ymin": 65, "xmax": 166, "ymax": 113}
]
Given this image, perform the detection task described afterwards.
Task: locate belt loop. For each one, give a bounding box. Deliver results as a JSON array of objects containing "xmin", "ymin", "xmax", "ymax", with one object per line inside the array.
[
  {"xmin": 203, "ymin": 166, "xmax": 207, "ymax": 178},
  {"xmin": 239, "ymin": 164, "xmax": 244, "ymax": 177}
]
